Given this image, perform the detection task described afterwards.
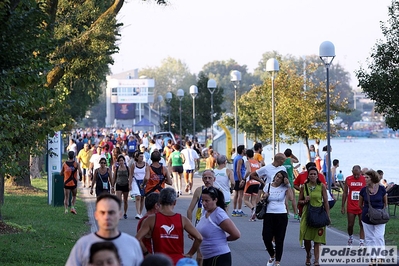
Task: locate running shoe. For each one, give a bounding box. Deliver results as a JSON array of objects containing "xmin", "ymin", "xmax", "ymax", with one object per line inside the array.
[
  {"xmin": 135, "ymin": 214, "xmax": 142, "ymax": 220},
  {"xmin": 123, "ymin": 214, "xmax": 127, "ymax": 219},
  {"xmin": 70, "ymin": 208, "xmax": 77, "ymax": 215},
  {"xmin": 64, "ymin": 209, "xmax": 68, "ymax": 214},
  {"xmin": 189, "ymin": 190, "xmax": 193, "ymax": 195},
  {"xmin": 266, "ymin": 257, "xmax": 275, "ymax": 266},
  {"xmin": 237, "ymin": 210, "xmax": 247, "ymax": 217},
  {"xmin": 294, "ymin": 214, "xmax": 300, "ymax": 220},
  {"xmin": 185, "ymin": 185, "xmax": 190, "ymax": 193},
  {"xmin": 347, "ymin": 237, "xmax": 353, "ymax": 247},
  {"xmin": 250, "ymin": 209, "xmax": 256, "ymax": 220},
  {"xmin": 231, "ymin": 210, "xmax": 239, "ymax": 217}
]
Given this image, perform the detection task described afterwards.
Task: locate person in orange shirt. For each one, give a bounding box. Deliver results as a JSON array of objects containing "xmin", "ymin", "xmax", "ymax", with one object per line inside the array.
[
  {"xmin": 253, "ymin": 142, "xmax": 265, "ymax": 166},
  {"xmin": 61, "ymin": 151, "xmax": 82, "ymax": 214}
]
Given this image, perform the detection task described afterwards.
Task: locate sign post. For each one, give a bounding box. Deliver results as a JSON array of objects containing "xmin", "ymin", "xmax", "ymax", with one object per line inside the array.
[{"xmin": 47, "ymin": 131, "xmax": 62, "ymax": 205}]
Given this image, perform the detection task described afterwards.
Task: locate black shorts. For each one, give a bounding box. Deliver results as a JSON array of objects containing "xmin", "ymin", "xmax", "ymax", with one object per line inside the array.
[
  {"xmin": 64, "ymin": 185, "xmax": 77, "ymax": 190},
  {"xmin": 234, "ymin": 181, "xmax": 244, "ymax": 191},
  {"xmin": 116, "ymin": 184, "xmax": 129, "ymax": 192},
  {"xmin": 172, "ymin": 166, "xmax": 183, "ymax": 174},
  {"xmin": 245, "ymin": 184, "xmax": 259, "ymax": 195}
]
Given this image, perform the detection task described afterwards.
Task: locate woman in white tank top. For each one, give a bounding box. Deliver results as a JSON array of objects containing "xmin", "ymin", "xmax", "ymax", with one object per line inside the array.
[{"xmin": 131, "ymin": 152, "xmax": 149, "ymax": 219}]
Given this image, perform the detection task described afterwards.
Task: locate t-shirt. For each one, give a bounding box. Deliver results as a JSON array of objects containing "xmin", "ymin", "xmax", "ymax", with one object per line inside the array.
[
  {"xmin": 266, "ymin": 184, "xmax": 289, "ymax": 213},
  {"xmin": 170, "ymin": 151, "xmax": 183, "ymax": 167},
  {"xmin": 66, "ymin": 232, "xmax": 143, "ymax": 266},
  {"xmin": 89, "ymin": 154, "xmax": 105, "ymax": 171},
  {"xmin": 359, "ymin": 185, "xmax": 386, "ymax": 224},
  {"xmin": 253, "ymin": 153, "xmax": 264, "ymax": 164},
  {"xmin": 345, "ymin": 175, "xmax": 366, "ymax": 214},
  {"xmin": 256, "ymin": 164, "xmax": 286, "ymax": 185},
  {"xmin": 282, "ymin": 158, "xmax": 294, "ymax": 181},
  {"xmin": 196, "ymin": 207, "xmax": 230, "ymax": 259},
  {"xmin": 77, "ymin": 149, "xmax": 92, "ymax": 169},
  {"xmin": 181, "ymin": 148, "xmax": 199, "ymax": 170}
]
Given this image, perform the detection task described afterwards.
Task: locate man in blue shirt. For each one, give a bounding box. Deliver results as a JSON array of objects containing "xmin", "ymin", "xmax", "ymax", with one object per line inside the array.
[{"xmin": 232, "ymin": 145, "xmax": 247, "ymax": 217}]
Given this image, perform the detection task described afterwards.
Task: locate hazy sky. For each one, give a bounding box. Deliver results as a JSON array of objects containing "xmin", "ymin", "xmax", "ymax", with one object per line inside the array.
[{"xmin": 111, "ymin": 0, "xmax": 392, "ymax": 89}]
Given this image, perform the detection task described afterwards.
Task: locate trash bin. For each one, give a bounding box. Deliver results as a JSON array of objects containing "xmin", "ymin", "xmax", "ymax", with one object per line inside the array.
[{"xmin": 52, "ymin": 172, "xmax": 64, "ymax": 207}]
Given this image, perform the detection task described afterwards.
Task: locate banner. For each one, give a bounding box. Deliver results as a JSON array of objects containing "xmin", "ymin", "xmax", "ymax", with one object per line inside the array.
[{"xmin": 114, "ymin": 103, "xmax": 136, "ymax": 119}]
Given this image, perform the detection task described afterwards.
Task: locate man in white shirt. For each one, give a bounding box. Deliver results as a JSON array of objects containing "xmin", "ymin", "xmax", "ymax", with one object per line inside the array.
[
  {"xmin": 89, "ymin": 146, "xmax": 105, "ymax": 184},
  {"xmin": 181, "ymin": 141, "xmax": 199, "ymax": 194},
  {"xmin": 250, "ymin": 153, "xmax": 287, "ymax": 189},
  {"xmin": 66, "ymin": 194, "xmax": 143, "ymax": 266}
]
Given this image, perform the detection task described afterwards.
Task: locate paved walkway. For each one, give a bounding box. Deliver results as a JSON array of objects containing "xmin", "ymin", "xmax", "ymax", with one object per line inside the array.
[{"xmin": 78, "ymin": 175, "xmax": 398, "ymax": 266}]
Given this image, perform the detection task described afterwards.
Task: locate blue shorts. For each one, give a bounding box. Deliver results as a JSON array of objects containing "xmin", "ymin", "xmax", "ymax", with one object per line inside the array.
[{"xmin": 185, "ymin": 169, "xmax": 194, "ymax": 174}]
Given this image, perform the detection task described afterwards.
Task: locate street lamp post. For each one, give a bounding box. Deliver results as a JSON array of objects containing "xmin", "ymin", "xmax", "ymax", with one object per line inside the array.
[
  {"xmin": 319, "ymin": 41, "xmax": 335, "ymax": 193},
  {"xmin": 230, "ymin": 70, "xmax": 241, "ymax": 149},
  {"xmin": 190, "ymin": 85, "xmax": 198, "ymax": 141},
  {"xmin": 266, "ymin": 58, "xmax": 280, "ymax": 157},
  {"xmin": 207, "ymin": 79, "xmax": 217, "ymax": 147},
  {"xmin": 177, "ymin": 89, "xmax": 184, "ymax": 141},
  {"xmin": 165, "ymin": 92, "xmax": 172, "ymax": 132},
  {"xmin": 157, "ymin": 95, "xmax": 163, "ymax": 131}
]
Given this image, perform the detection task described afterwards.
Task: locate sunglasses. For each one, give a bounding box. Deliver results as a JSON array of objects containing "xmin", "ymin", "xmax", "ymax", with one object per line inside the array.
[{"xmin": 203, "ymin": 187, "xmax": 218, "ymax": 197}]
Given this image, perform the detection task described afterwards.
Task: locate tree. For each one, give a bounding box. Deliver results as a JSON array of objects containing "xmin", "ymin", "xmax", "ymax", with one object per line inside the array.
[
  {"xmin": 160, "ymin": 72, "xmax": 224, "ymax": 137},
  {"xmin": 236, "ymin": 57, "xmax": 348, "ymax": 161},
  {"xmin": 0, "ymin": 0, "xmax": 166, "ymax": 210},
  {"xmin": 356, "ymin": 1, "xmax": 399, "ymax": 130},
  {"xmin": 201, "ymin": 59, "xmax": 261, "ymax": 113}
]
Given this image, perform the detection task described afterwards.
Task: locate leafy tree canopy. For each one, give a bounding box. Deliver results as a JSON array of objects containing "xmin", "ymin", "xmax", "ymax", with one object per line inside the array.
[{"xmin": 356, "ymin": 0, "xmax": 399, "ymax": 130}]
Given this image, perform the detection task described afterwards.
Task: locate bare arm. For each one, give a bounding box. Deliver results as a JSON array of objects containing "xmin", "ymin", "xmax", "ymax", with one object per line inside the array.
[
  {"xmin": 182, "ymin": 216, "xmax": 203, "ymax": 257},
  {"xmin": 227, "ymin": 169, "xmax": 235, "ymax": 187},
  {"xmin": 136, "ymin": 215, "xmax": 154, "ymax": 253},
  {"xmin": 341, "ymin": 181, "xmax": 348, "ymax": 214},
  {"xmin": 243, "ymin": 161, "xmax": 251, "ymax": 180},
  {"xmin": 290, "ymin": 154, "xmax": 299, "ymax": 163},
  {"xmin": 249, "ymin": 171, "xmax": 264, "ymax": 184},
  {"xmin": 236, "ymin": 159, "xmax": 243, "ymax": 182},
  {"xmin": 383, "ymin": 193, "xmax": 388, "ymax": 208},
  {"xmin": 142, "ymin": 165, "xmax": 150, "ymax": 187},
  {"xmin": 358, "ymin": 194, "xmax": 364, "ymax": 209},
  {"xmin": 164, "ymin": 166, "xmax": 172, "ymax": 185},
  {"xmin": 128, "ymin": 165, "xmax": 132, "ymax": 190},
  {"xmin": 322, "ymin": 184, "xmax": 330, "ymax": 217},
  {"xmin": 187, "ymin": 187, "xmax": 201, "ymax": 222}
]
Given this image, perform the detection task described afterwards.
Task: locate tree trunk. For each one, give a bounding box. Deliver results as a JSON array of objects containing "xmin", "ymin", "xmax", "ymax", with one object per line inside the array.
[
  {"xmin": 30, "ymin": 155, "xmax": 41, "ymax": 179},
  {"xmin": 6, "ymin": 159, "xmax": 31, "ymax": 187}
]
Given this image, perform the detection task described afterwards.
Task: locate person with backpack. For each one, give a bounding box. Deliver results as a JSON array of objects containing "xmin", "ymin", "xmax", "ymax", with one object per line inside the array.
[
  {"xmin": 61, "ymin": 151, "xmax": 82, "ymax": 214},
  {"xmin": 142, "ymin": 150, "xmax": 172, "ymax": 196},
  {"xmin": 112, "ymin": 155, "xmax": 132, "ymax": 219}
]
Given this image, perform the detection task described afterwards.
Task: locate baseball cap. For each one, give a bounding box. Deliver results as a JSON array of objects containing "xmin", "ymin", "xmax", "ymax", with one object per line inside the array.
[{"xmin": 176, "ymin": 258, "xmax": 198, "ymax": 266}]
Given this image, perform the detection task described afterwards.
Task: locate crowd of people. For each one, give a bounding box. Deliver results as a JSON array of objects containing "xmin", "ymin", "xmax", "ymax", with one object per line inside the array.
[{"xmin": 62, "ymin": 129, "xmax": 391, "ymax": 266}]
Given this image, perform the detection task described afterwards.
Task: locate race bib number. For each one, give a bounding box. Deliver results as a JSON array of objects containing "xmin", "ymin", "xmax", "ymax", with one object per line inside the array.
[
  {"xmin": 129, "ymin": 145, "xmax": 135, "ymax": 150},
  {"xmin": 351, "ymin": 191, "xmax": 360, "ymax": 201}
]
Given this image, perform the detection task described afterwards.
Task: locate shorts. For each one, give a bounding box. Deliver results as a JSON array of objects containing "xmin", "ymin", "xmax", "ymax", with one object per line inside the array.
[
  {"xmin": 135, "ymin": 179, "xmax": 145, "ymax": 197},
  {"xmin": 185, "ymin": 169, "xmax": 194, "ymax": 174},
  {"xmin": 115, "ymin": 184, "xmax": 129, "ymax": 192},
  {"xmin": 244, "ymin": 184, "xmax": 259, "ymax": 195},
  {"xmin": 64, "ymin": 185, "xmax": 77, "ymax": 190},
  {"xmin": 234, "ymin": 181, "xmax": 244, "ymax": 191},
  {"xmin": 172, "ymin": 166, "xmax": 184, "ymax": 174},
  {"xmin": 82, "ymin": 168, "xmax": 88, "ymax": 176}
]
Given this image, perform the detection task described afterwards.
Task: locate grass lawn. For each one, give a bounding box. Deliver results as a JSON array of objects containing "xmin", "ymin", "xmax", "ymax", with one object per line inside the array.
[{"xmin": 0, "ymin": 178, "xmax": 89, "ymax": 266}]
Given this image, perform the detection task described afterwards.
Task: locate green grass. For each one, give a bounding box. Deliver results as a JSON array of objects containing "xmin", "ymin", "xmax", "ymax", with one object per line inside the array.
[
  {"xmin": 0, "ymin": 178, "xmax": 89, "ymax": 266},
  {"xmin": 294, "ymin": 190, "xmax": 399, "ymax": 246}
]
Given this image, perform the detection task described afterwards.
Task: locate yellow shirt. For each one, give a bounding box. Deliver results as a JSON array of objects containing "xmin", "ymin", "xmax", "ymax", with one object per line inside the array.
[{"xmin": 77, "ymin": 149, "xmax": 92, "ymax": 169}]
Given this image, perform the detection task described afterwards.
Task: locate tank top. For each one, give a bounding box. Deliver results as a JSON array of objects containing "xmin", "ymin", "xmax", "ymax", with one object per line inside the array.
[
  {"xmin": 171, "ymin": 151, "xmax": 183, "ymax": 166},
  {"xmin": 214, "ymin": 168, "xmax": 232, "ymax": 203},
  {"xmin": 116, "ymin": 164, "xmax": 129, "ymax": 186},
  {"xmin": 152, "ymin": 212, "xmax": 184, "ymax": 265},
  {"xmin": 145, "ymin": 164, "xmax": 166, "ymax": 195},
  {"xmin": 345, "ymin": 175, "xmax": 366, "ymax": 213},
  {"xmin": 63, "ymin": 161, "xmax": 78, "ymax": 187},
  {"xmin": 283, "ymin": 158, "xmax": 294, "ymax": 180},
  {"xmin": 95, "ymin": 168, "xmax": 110, "ymax": 196},
  {"xmin": 247, "ymin": 159, "xmax": 261, "ymax": 184},
  {"xmin": 134, "ymin": 163, "xmax": 146, "ymax": 181}
]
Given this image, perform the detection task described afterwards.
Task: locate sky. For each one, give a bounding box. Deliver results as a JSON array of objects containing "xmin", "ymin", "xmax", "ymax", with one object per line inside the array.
[{"xmin": 111, "ymin": 0, "xmax": 392, "ymax": 90}]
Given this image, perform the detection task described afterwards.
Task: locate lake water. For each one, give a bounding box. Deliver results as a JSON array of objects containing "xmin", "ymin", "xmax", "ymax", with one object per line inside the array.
[{"xmin": 260, "ymin": 138, "xmax": 399, "ymax": 184}]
